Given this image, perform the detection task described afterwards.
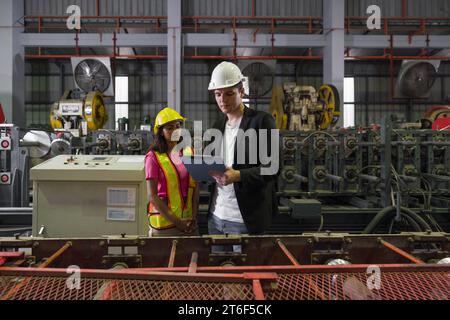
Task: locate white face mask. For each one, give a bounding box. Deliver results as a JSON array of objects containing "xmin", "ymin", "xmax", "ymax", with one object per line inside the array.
[{"xmin": 171, "ymin": 128, "xmax": 182, "ymax": 142}]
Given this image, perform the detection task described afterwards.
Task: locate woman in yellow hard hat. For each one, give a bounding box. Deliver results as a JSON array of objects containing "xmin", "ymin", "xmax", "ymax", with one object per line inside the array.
[{"xmin": 145, "ymin": 107, "xmax": 199, "ymax": 236}]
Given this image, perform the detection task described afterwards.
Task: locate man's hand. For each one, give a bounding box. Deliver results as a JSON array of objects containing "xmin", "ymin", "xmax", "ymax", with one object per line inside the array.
[{"xmin": 209, "ymin": 167, "xmax": 240, "ymax": 186}]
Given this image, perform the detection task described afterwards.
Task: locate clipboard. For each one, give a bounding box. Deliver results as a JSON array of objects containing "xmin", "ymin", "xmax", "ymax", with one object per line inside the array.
[{"xmin": 181, "ymin": 155, "xmax": 226, "ymax": 182}]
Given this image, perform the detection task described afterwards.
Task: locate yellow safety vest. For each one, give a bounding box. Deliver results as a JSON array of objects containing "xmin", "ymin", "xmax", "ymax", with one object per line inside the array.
[{"xmin": 147, "ymin": 147, "xmax": 196, "ymax": 230}]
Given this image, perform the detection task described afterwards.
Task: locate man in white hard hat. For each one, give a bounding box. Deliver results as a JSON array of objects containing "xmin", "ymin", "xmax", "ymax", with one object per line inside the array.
[{"xmin": 206, "ymin": 61, "xmax": 279, "ymax": 251}]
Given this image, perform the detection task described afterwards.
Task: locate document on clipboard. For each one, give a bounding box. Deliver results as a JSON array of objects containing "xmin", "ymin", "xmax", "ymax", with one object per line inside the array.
[{"xmin": 181, "ymin": 155, "xmax": 226, "ymax": 182}]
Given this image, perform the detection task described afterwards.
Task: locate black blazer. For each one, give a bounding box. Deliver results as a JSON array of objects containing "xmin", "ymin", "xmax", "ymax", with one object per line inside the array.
[{"xmin": 207, "ymin": 106, "xmax": 280, "ymax": 234}]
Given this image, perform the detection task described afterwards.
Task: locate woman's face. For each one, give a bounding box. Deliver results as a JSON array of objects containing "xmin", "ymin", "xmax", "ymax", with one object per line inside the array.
[{"xmin": 162, "ymin": 120, "xmax": 182, "ymax": 143}]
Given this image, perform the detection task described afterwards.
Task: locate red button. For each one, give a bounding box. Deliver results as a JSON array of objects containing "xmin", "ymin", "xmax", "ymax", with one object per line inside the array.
[
  {"xmin": 1, "ymin": 140, "xmax": 9, "ymax": 149},
  {"xmin": 1, "ymin": 174, "xmax": 8, "ymax": 183}
]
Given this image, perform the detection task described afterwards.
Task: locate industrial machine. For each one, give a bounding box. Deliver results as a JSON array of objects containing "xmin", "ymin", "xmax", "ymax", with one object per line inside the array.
[
  {"xmin": 50, "ymin": 58, "xmax": 111, "ymax": 138},
  {"xmin": 0, "ymin": 233, "xmax": 448, "ymax": 300},
  {"xmin": 30, "ymin": 155, "xmax": 148, "ymax": 238},
  {"xmin": 270, "ymin": 83, "xmax": 340, "ymax": 131},
  {"xmin": 88, "ymin": 129, "xmax": 152, "ymax": 155},
  {"xmin": 0, "ymin": 124, "xmax": 55, "ymax": 207},
  {"xmin": 277, "ymin": 117, "xmax": 450, "ymax": 235},
  {"xmin": 422, "ymin": 105, "xmax": 450, "ymax": 130}
]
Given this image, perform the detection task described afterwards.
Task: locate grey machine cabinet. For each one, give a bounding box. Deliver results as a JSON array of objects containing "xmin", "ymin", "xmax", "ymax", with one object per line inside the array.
[{"xmin": 31, "ymin": 155, "xmax": 148, "ymax": 238}]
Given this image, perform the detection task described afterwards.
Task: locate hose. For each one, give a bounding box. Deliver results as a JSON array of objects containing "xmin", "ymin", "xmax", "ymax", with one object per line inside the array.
[{"xmin": 363, "ymin": 206, "xmax": 431, "ymax": 234}]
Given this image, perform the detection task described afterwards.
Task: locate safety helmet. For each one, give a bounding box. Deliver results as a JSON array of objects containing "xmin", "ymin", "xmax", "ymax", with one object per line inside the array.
[
  {"xmin": 153, "ymin": 107, "xmax": 186, "ymax": 134},
  {"xmin": 208, "ymin": 61, "xmax": 246, "ymax": 90}
]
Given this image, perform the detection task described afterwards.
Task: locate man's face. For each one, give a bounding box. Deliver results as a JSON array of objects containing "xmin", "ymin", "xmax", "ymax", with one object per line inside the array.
[{"xmin": 214, "ymin": 86, "xmax": 244, "ymax": 115}]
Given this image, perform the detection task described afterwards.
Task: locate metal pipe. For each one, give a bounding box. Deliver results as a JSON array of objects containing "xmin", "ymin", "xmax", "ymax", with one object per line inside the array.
[
  {"xmin": 379, "ymin": 239, "xmax": 425, "ymax": 264},
  {"xmin": 360, "ymin": 174, "xmax": 380, "ymax": 183},
  {"xmin": 276, "ymin": 239, "xmax": 300, "ymax": 266},
  {"xmin": 293, "ymin": 174, "xmax": 308, "ymax": 183},
  {"xmin": 168, "ymin": 240, "xmax": 177, "ymax": 268},
  {"xmin": 24, "ymin": 53, "xmax": 450, "ymax": 61},
  {"xmin": 38, "ymin": 241, "xmax": 72, "ymax": 268},
  {"xmin": 422, "ymin": 173, "xmax": 450, "ymax": 182},
  {"xmin": 22, "ymin": 15, "xmax": 450, "ymax": 36},
  {"xmin": 421, "ymin": 141, "xmax": 450, "ymax": 146},
  {"xmin": 357, "ymin": 142, "xmax": 380, "ymax": 147},
  {"xmin": 0, "ymin": 207, "xmax": 33, "ymax": 213},
  {"xmin": 96, "ymin": 0, "xmax": 100, "ymax": 17},
  {"xmin": 188, "ymin": 252, "xmax": 198, "ymax": 273},
  {"xmin": 325, "ymin": 173, "xmax": 344, "ymax": 183},
  {"xmin": 389, "ymin": 35, "xmax": 395, "ymax": 100},
  {"xmin": 391, "ymin": 141, "xmax": 416, "ymax": 146},
  {"xmin": 19, "ymin": 140, "xmax": 41, "ymax": 147},
  {"xmin": 395, "ymin": 192, "xmax": 402, "ymax": 222},
  {"xmin": 397, "ymin": 175, "xmax": 419, "ymax": 182}
]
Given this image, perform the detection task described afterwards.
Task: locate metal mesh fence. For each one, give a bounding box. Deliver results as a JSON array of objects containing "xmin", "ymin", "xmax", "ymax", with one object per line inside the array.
[
  {"xmin": 265, "ymin": 271, "xmax": 450, "ymax": 300},
  {"xmin": 0, "ymin": 275, "xmax": 254, "ymax": 300},
  {"xmin": 0, "ymin": 269, "xmax": 448, "ymax": 300}
]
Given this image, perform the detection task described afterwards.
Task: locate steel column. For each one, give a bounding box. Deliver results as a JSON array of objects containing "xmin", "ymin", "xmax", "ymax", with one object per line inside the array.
[
  {"xmin": 323, "ymin": 0, "xmax": 344, "ymax": 127},
  {"xmin": 0, "ymin": 0, "xmax": 25, "ymax": 126},
  {"xmin": 167, "ymin": 0, "xmax": 182, "ymax": 112}
]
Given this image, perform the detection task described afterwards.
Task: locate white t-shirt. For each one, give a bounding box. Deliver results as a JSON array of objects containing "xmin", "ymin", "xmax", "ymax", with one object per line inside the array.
[{"xmin": 210, "ymin": 116, "xmax": 244, "ymax": 223}]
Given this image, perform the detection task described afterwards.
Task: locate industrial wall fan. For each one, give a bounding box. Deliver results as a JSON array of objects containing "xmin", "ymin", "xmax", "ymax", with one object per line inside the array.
[
  {"xmin": 395, "ymin": 60, "xmax": 439, "ymax": 99},
  {"xmin": 50, "ymin": 58, "xmax": 113, "ymax": 137},
  {"xmin": 241, "ymin": 62, "xmax": 274, "ymax": 97},
  {"xmin": 72, "ymin": 57, "xmax": 114, "ymax": 96}
]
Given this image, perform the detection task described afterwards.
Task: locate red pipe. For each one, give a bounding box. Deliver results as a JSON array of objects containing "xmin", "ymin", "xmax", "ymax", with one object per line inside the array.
[
  {"xmin": 380, "ymin": 240, "xmax": 425, "ymax": 264},
  {"xmin": 25, "ymin": 54, "xmax": 167, "ymax": 59},
  {"xmin": 402, "ymin": 0, "xmax": 407, "ymax": 18},
  {"xmin": 25, "ymin": 15, "xmax": 166, "ymax": 20},
  {"xmin": 24, "ymin": 15, "xmax": 450, "ymax": 22},
  {"xmin": 23, "ymin": 15, "xmax": 450, "ymax": 35},
  {"xmin": 252, "ymin": 279, "xmax": 266, "ymax": 300},
  {"xmin": 24, "ymin": 54, "xmax": 450, "ymax": 61},
  {"xmin": 276, "ymin": 240, "xmax": 300, "ymax": 266},
  {"xmin": 2, "ymin": 264, "xmax": 448, "ymax": 275}
]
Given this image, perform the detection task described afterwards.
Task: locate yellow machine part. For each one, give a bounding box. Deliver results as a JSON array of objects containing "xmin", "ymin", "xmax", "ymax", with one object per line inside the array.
[
  {"xmin": 50, "ymin": 104, "xmax": 63, "ymax": 129},
  {"xmin": 269, "ymin": 85, "xmax": 287, "ymax": 130},
  {"xmin": 84, "ymin": 91, "xmax": 108, "ymax": 130},
  {"xmin": 318, "ymin": 84, "xmax": 341, "ymax": 130},
  {"xmin": 425, "ymin": 106, "xmax": 450, "ymax": 121}
]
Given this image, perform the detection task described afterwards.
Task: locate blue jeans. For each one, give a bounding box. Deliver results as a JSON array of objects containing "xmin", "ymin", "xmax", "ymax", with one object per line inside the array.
[{"xmin": 208, "ymin": 214, "xmax": 248, "ymax": 253}]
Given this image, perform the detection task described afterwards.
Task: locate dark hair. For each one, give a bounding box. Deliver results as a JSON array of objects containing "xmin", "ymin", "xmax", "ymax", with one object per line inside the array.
[{"xmin": 149, "ymin": 127, "xmax": 169, "ymax": 154}]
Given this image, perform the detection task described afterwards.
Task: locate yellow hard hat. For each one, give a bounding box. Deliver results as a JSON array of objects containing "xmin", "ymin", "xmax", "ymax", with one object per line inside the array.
[{"xmin": 153, "ymin": 107, "xmax": 186, "ymax": 134}]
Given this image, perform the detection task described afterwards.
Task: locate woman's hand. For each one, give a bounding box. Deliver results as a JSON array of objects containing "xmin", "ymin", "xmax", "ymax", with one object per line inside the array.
[
  {"xmin": 173, "ymin": 218, "xmax": 197, "ymax": 234},
  {"xmin": 173, "ymin": 218, "xmax": 189, "ymax": 232},
  {"xmin": 185, "ymin": 219, "xmax": 198, "ymax": 233}
]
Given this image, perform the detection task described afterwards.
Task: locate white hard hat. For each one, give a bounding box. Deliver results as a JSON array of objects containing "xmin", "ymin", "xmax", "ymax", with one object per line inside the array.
[{"xmin": 208, "ymin": 61, "xmax": 246, "ymax": 90}]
